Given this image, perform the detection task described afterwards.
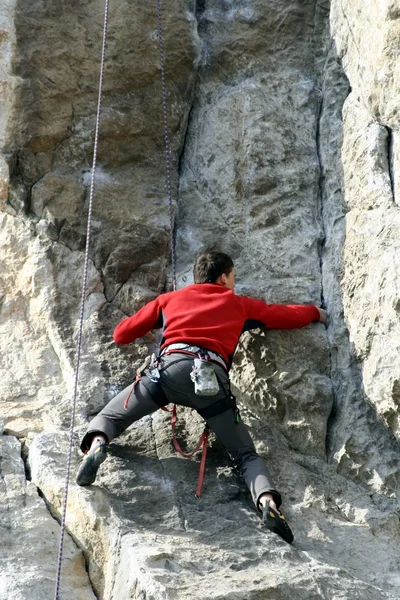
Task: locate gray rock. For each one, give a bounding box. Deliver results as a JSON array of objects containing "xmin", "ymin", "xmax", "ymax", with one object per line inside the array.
[
  {"xmin": 1, "ymin": 0, "xmax": 400, "ymax": 599},
  {"xmin": 0, "ymin": 434, "xmax": 95, "ymax": 599}
]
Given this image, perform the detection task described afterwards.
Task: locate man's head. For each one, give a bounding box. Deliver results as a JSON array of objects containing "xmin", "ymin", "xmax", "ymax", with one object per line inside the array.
[{"xmin": 193, "ymin": 252, "xmax": 235, "ymax": 290}]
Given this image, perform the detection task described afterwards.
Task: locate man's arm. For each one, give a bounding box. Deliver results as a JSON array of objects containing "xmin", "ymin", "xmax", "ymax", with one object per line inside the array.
[
  {"xmin": 113, "ymin": 298, "xmax": 163, "ymax": 344},
  {"xmin": 242, "ymin": 297, "xmax": 323, "ymax": 329}
]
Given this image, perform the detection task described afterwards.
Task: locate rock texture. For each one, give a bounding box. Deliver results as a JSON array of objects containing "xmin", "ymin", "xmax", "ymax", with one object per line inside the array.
[
  {"xmin": 0, "ymin": 433, "xmax": 96, "ymax": 599},
  {"xmin": 1, "ymin": 0, "xmax": 400, "ymax": 599},
  {"xmin": 331, "ymin": 0, "xmax": 400, "ymax": 443}
]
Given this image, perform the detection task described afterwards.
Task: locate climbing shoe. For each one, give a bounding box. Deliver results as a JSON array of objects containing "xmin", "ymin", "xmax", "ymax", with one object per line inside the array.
[
  {"xmin": 262, "ymin": 503, "xmax": 294, "ymax": 544},
  {"xmin": 76, "ymin": 441, "xmax": 107, "ymax": 486}
]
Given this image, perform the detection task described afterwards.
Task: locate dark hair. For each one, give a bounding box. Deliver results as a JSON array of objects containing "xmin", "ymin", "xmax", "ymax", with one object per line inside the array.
[{"xmin": 193, "ymin": 252, "xmax": 234, "ymax": 284}]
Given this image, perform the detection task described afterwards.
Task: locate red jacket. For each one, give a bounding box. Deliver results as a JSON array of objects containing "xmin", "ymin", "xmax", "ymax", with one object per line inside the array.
[{"xmin": 113, "ymin": 284, "xmax": 320, "ymax": 366}]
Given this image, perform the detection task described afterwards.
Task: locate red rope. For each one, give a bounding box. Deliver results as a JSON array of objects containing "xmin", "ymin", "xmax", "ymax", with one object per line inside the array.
[
  {"xmin": 195, "ymin": 431, "xmax": 209, "ymax": 498},
  {"xmin": 124, "ymin": 372, "xmax": 141, "ymax": 410},
  {"xmin": 135, "ymin": 360, "xmax": 212, "ymax": 496},
  {"xmin": 163, "ymin": 404, "xmax": 210, "ymax": 497},
  {"xmin": 171, "ymin": 405, "xmax": 204, "ymax": 457}
]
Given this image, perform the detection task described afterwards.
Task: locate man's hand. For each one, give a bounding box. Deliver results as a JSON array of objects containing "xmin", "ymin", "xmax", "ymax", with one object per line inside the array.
[
  {"xmin": 134, "ymin": 331, "xmax": 156, "ymax": 344},
  {"xmin": 317, "ymin": 308, "xmax": 327, "ymax": 324},
  {"xmin": 143, "ymin": 331, "xmax": 156, "ymax": 342}
]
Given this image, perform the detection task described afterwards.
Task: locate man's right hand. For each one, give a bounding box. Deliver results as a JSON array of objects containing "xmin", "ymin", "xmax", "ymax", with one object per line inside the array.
[{"xmin": 317, "ymin": 308, "xmax": 327, "ymax": 324}]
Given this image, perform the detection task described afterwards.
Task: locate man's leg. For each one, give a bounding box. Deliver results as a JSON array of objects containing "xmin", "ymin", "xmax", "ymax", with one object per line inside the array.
[
  {"xmin": 159, "ymin": 353, "xmax": 293, "ymax": 542},
  {"xmin": 205, "ymin": 410, "xmax": 293, "ymax": 543},
  {"xmin": 204, "ymin": 410, "xmax": 282, "ymax": 511},
  {"xmin": 77, "ymin": 377, "xmax": 166, "ymax": 485}
]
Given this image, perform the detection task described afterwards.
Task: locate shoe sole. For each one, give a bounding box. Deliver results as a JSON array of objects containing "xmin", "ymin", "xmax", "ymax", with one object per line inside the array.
[
  {"xmin": 263, "ymin": 507, "xmax": 294, "ymax": 544},
  {"xmin": 76, "ymin": 445, "xmax": 107, "ymax": 486}
]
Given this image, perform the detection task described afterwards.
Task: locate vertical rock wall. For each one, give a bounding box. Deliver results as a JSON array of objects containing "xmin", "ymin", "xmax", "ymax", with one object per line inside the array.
[
  {"xmin": 1, "ymin": 1, "xmax": 400, "ymax": 599},
  {"xmin": 331, "ymin": 0, "xmax": 400, "ymax": 444},
  {"xmin": 177, "ymin": 0, "xmax": 332, "ymax": 460}
]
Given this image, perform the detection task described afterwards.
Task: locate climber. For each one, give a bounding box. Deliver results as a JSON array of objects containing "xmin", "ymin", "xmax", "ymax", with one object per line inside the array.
[{"xmin": 76, "ymin": 251, "xmax": 327, "ymax": 544}]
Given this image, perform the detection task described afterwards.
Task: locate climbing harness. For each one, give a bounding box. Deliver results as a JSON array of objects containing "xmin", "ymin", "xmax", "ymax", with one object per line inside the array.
[
  {"xmin": 157, "ymin": 350, "xmax": 240, "ymax": 497},
  {"xmin": 159, "ymin": 347, "xmax": 241, "ymax": 496},
  {"xmin": 120, "ymin": 350, "xmax": 212, "ymax": 497},
  {"xmin": 162, "ymin": 343, "xmax": 228, "ymax": 371},
  {"xmin": 53, "ymin": 1, "xmax": 110, "ymax": 599}
]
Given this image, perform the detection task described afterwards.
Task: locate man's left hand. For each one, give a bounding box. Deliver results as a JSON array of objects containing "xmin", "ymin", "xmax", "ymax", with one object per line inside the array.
[
  {"xmin": 144, "ymin": 331, "xmax": 156, "ymax": 342},
  {"xmin": 317, "ymin": 308, "xmax": 327, "ymax": 324},
  {"xmin": 135, "ymin": 331, "xmax": 156, "ymax": 344}
]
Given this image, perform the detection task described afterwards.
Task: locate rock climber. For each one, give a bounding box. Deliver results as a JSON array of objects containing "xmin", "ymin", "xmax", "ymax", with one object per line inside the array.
[{"xmin": 76, "ymin": 251, "xmax": 327, "ymax": 544}]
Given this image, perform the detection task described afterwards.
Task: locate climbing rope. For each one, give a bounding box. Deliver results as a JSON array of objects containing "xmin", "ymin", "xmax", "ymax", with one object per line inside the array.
[
  {"xmin": 169, "ymin": 405, "xmax": 210, "ymax": 498},
  {"xmin": 54, "ymin": 6, "xmax": 201, "ymax": 594},
  {"xmin": 156, "ymin": 0, "xmax": 177, "ymax": 291},
  {"xmin": 53, "ymin": 1, "xmax": 109, "ymax": 598},
  {"xmin": 156, "ymin": 1, "xmax": 210, "ymax": 497}
]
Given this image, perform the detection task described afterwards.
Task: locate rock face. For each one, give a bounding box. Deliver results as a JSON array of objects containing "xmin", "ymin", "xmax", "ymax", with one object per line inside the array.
[
  {"xmin": 0, "ymin": 434, "xmax": 96, "ymax": 599},
  {"xmin": 1, "ymin": 1, "xmax": 400, "ymax": 599}
]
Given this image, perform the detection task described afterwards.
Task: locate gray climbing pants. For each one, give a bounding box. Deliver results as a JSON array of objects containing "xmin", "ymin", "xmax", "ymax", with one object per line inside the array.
[{"xmin": 80, "ymin": 352, "xmax": 281, "ymax": 510}]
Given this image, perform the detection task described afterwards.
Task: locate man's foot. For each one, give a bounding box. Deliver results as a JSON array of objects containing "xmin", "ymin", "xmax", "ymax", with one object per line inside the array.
[
  {"xmin": 262, "ymin": 502, "xmax": 294, "ymax": 544},
  {"xmin": 76, "ymin": 440, "xmax": 107, "ymax": 486}
]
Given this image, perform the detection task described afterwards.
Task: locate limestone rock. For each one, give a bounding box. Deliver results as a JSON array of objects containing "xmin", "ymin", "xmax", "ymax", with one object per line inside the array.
[
  {"xmin": 1, "ymin": 0, "xmax": 400, "ymax": 599},
  {"xmin": 29, "ymin": 426, "xmax": 400, "ymax": 600},
  {"xmin": 0, "ymin": 434, "xmax": 95, "ymax": 600},
  {"xmin": 329, "ymin": 0, "xmax": 400, "ymax": 448}
]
